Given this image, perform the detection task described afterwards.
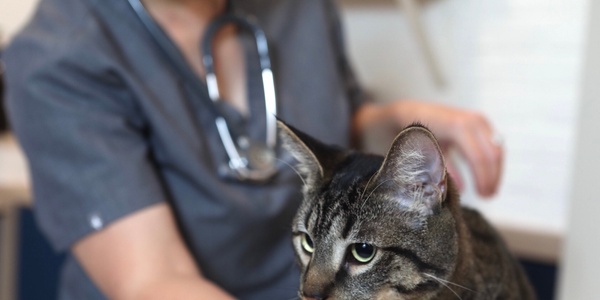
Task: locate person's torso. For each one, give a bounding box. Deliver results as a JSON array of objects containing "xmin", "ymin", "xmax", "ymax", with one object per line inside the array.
[{"xmin": 19, "ymin": 0, "xmax": 355, "ymax": 298}]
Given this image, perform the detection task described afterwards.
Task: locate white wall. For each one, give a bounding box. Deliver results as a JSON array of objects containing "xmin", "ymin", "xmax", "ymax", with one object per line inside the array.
[
  {"xmin": 339, "ymin": 0, "xmax": 587, "ymax": 253},
  {"xmin": 557, "ymin": 0, "xmax": 600, "ymax": 297}
]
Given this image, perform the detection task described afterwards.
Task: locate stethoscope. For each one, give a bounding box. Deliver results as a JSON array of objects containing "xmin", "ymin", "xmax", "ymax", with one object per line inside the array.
[{"xmin": 128, "ymin": 0, "xmax": 278, "ymax": 182}]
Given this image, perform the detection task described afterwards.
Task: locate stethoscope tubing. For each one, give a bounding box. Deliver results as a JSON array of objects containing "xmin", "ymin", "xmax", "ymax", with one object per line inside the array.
[
  {"xmin": 201, "ymin": 14, "xmax": 278, "ymax": 162},
  {"xmin": 127, "ymin": 0, "xmax": 279, "ymax": 182}
]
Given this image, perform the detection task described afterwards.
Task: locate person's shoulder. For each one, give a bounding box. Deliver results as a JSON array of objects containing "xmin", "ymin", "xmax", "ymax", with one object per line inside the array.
[
  {"xmin": 7, "ymin": 0, "xmax": 93, "ymax": 56},
  {"xmin": 4, "ymin": 0, "xmax": 119, "ymax": 80}
]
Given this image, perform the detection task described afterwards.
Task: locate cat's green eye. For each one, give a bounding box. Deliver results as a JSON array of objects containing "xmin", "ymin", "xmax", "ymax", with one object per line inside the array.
[
  {"xmin": 301, "ymin": 233, "xmax": 315, "ymax": 254},
  {"xmin": 351, "ymin": 243, "xmax": 376, "ymax": 263}
]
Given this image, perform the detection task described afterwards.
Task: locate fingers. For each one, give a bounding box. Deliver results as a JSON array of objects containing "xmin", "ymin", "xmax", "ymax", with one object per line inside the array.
[
  {"xmin": 445, "ymin": 157, "xmax": 465, "ymax": 192},
  {"xmin": 440, "ymin": 143, "xmax": 465, "ymax": 192},
  {"xmin": 475, "ymin": 118, "xmax": 504, "ymax": 196},
  {"xmin": 388, "ymin": 101, "xmax": 504, "ymax": 198},
  {"xmin": 453, "ymin": 114, "xmax": 504, "ymax": 197}
]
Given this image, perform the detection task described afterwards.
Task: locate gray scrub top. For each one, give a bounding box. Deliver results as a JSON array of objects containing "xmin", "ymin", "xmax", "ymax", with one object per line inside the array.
[{"xmin": 5, "ymin": 0, "xmax": 366, "ymax": 299}]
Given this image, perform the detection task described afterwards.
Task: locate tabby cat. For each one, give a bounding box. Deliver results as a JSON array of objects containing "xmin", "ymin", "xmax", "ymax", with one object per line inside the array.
[{"xmin": 279, "ymin": 121, "xmax": 535, "ymax": 300}]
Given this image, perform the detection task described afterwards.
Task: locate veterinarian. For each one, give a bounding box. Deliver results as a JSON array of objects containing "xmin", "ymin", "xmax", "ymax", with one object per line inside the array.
[{"xmin": 4, "ymin": 0, "xmax": 503, "ymax": 299}]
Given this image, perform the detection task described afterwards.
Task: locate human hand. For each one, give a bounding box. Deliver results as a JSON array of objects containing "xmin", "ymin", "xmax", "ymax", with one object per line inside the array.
[
  {"xmin": 393, "ymin": 101, "xmax": 504, "ymax": 197},
  {"xmin": 354, "ymin": 100, "xmax": 503, "ymax": 198}
]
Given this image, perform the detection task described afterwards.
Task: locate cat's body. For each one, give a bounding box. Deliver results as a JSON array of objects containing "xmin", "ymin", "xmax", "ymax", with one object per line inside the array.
[{"xmin": 279, "ymin": 122, "xmax": 535, "ymax": 300}]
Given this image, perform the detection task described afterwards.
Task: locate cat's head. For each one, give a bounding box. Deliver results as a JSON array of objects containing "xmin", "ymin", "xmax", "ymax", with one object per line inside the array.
[{"xmin": 279, "ymin": 121, "xmax": 459, "ymax": 300}]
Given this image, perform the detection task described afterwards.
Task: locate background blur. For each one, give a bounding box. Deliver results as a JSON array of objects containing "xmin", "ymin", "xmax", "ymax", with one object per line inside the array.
[{"xmin": 1, "ymin": 0, "xmax": 598, "ymax": 299}]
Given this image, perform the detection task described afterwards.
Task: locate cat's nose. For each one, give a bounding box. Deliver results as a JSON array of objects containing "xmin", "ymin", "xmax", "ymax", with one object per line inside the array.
[{"xmin": 302, "ymin": 267, "xmax": 333, "ymax": 300}]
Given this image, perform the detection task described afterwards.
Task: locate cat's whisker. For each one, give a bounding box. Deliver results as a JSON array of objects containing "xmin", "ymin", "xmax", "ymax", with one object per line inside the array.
[
  {"xmin": 423, "ymin": 273, "xmax": 463, "ymax": 300},
  {"xmin": 424, "ymin": 272, "xmax": 480, "ymax": 300},
  {"xmin": 423, "ymin": 273, "xmax": 476, "ymax": 293},
  {"xmin": 358, "ymin": 171, "xmax": 378, "ymax": 203},
  {"xmin": 360, "ymin": 178, "xmax": 393, "ymax": 211},
  {"xmin": 276, "ymin": 157, "xmax": 307, "ymax": 186}
]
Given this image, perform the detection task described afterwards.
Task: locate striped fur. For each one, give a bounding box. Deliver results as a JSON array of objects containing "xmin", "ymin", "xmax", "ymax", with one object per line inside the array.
[{"xmin": 279, "ymin": 121, "xmax": 535, "ymax": 300}]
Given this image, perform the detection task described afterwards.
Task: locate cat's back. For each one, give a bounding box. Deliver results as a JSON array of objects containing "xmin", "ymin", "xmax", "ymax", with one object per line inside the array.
[{"xmin": 460, "ymin": 207, "xmax": 536, "ymax": 299}]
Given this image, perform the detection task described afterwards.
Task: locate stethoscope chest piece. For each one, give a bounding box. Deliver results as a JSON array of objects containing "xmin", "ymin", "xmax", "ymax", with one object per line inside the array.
[
  {"xmin": 239, "ymin": 136, "xmax": 275, "ymax": 171},
  {"xmin": 219, "ymin": 136, "xmax": 277, "ymax": 182}
]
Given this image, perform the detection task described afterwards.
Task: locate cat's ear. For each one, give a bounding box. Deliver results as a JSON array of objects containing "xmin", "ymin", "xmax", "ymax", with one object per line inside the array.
[
  {"xmin": 373, "ymin": 124, "xmax": 447, "ymax": 216},
  {"xmin": 278, "ymin": 120, "xmax": 345, "ymax": 187}
]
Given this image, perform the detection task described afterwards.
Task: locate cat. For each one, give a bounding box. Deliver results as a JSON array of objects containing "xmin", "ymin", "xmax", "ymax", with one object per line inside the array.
[{"xmin": 278, "ymin": 121, "xmax": 535, "ymax": 300}]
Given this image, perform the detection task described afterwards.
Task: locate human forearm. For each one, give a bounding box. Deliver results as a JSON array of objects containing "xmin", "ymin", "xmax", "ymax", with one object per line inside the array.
[
  {"xmin": 353, "ymin": 100, "xmax": 450, "ymax": 136},
  {"xmin": 73, "ymin": 203, "xmax": 235, "ymax": 300},
  {"xmin": 351, "ymin": 101, "xmax": 414, "ymax": 149},
  {"xmin": 131, "ymin": 275, "xmax": 235, "ymax": 300}
]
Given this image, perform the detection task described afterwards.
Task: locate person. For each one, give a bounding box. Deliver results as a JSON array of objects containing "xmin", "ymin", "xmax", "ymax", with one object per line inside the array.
[{"xmin": 4, "ymin": 0, "xmax": 503, "ymax": 299}]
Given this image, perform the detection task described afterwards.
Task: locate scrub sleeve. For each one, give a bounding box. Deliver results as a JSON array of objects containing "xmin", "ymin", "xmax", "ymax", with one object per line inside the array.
[{"xmin": 5, "ymin": 23, "xmax": 166, "ymax": 251}]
